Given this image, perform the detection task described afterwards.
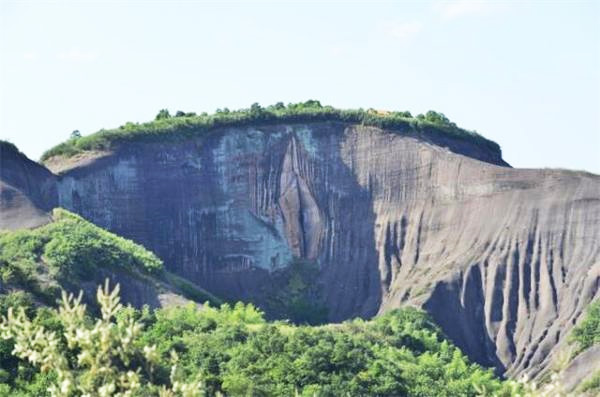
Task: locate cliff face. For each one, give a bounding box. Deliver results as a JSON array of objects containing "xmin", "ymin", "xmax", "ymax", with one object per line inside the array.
[
  {"xmin": 0, "ymin": 141, "xmax": 57, "ymax": 230},
  {"xmin": 3, "ymin": 123, "xmax": 599, "ymax": 379}
]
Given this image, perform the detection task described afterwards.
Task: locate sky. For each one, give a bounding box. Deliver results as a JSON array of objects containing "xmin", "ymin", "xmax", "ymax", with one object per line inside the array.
[{"xmin": 1, "ymin": 0, "xmax": 599, "ymax": 173}]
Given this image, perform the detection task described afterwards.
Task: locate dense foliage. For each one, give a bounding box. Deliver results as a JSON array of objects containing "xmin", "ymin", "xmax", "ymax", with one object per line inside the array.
[
  {"xmin": 569, "ymin": 299, "xmax": 600, "ymax": 355},
  {"xmin": 0, "ymin": 209, "xmax": 222, "ymax": 308},
  {"xmin": 0, "ymin": 281, "xmax": 520, "ymax": 396},
  {"xmin": 0, "ymin": 208, "xmax": 163, "ymax": 284},
  {"xmin": 0, "ymin": 282, "xmax": 203, "ymax": 396},
  {"xmin": 40, "ymin": 101, "xmax": 500, "ymax": 162},
  {"xmin": 0, "ymin": 209, "xmax": 162, "ymax": 303}
]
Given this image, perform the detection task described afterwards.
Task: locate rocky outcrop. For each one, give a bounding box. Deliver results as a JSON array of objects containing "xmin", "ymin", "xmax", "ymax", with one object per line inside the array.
[
  {"xmin": 3, "ymin": 122, "xmax": 599, "ymax": 380},
  {"xmin": 0, "ymin": 141, "xmax": 57, "ymax": 229}
]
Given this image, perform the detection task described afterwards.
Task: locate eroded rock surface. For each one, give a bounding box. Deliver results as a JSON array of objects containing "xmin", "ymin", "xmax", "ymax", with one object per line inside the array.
[
  {"xmin": 2, "ymin": 122, "xmax": 599, "ymax": 379},
  {"xmin": 0, "ymin": 141, "xmax": 57, "ymax": 229}
]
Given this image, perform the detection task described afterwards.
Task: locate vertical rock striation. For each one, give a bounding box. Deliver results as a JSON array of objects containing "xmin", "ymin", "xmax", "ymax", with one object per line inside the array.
[{"xmin": 3, "ymin": 122, "xmax": 598, "ymax": 379}]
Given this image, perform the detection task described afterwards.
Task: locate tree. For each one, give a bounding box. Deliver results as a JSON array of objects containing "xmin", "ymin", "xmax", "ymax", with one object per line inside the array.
[
  {"xmin": 303, "ymin": 99, "xmax": 322, "ymax": 108},
  {"xmin": 250, "ymin": 103, "xmax": 262, "ymax": 114},
  {"xmin": 155, "ymin": 109, "xmax": 171, "ymax": 121},
  {"xmin": 70, "ymin": 130, "xmax": 81, "ymax": 139},
  {"xmin": 424, "ymin": 111, "xmax": 452, "ymax": 126}
]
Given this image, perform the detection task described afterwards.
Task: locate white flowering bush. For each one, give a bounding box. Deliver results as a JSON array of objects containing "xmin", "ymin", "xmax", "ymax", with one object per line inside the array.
[{"xmin": 0, "ymin": 280, "xmax": 203, "ymax": 397}]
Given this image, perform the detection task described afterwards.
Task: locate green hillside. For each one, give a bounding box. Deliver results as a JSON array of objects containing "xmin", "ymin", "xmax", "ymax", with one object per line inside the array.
[{"xmin": 0, "ymin": 208, "xmax": 219, "ymax": 307}]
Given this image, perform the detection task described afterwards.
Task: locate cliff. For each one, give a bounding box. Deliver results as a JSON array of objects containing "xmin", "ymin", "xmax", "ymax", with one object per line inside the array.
[
  {"xmin": 0, "ymin": 141, "xmax": 57, "ymax": 230},
  {"xmin": 2, "ymin": 115, "xmax": 599, "ymax": 381}
]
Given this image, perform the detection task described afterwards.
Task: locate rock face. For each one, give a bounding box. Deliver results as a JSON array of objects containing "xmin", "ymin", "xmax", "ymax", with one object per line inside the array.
[
  {"xmin": 2, "ymin": 122, "xmax": 599, "ymax": 379},
  {"xmin": 0, "ymin": 141, "xmax": 57, "ymax": 230}
]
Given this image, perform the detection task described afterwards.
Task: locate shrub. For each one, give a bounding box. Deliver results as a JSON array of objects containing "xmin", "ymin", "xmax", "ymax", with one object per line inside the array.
[
  {"xmin": 569, "ymin": 299, "xmax": 600, "ymax": 355},
  {"xmin": 0, "ymin": 280, "xmax": 203, "ymax": 396},
  {"xmin": 0, "ymin": 209, "xmax": 163, "ymax": 304}
]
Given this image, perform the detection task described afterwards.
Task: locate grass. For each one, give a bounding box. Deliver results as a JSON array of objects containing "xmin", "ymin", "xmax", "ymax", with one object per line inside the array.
[{"xmin": 40, "ymin": 101, "xmax": 501, "ymax": 162}]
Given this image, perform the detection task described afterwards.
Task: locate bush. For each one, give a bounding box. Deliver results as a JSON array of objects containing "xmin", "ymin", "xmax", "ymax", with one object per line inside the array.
[
  {"xmin": 0, "ymin": 280, "xmax": 203, "ymax": 396},
  {"xmin": 43, "ymin": 209, "xmax": 162, "ymax": 278},
  {"xmin": 0, "ymin": 209, "xmax": 163, "ymax": 303},
  {"xmin": 570, "ymin": 299, "xmax": 600, "ymax": 354}
]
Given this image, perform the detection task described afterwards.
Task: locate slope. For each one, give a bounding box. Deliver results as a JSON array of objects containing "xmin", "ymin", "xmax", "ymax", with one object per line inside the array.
[
  {"xmin": 0, "ymin": 141, "xmax": 57, "ymax": 230},
  {"xmin": 0, "ymin": 208, "xmax": 220, "ymax": 309}
]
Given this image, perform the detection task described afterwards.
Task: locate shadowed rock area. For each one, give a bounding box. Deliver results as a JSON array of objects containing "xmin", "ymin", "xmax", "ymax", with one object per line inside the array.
[
  {"xmin": 1, "ymin": 122, "xmax": 598, "ymax": 380},
  {"xmin": 1, "ymin": 141, "xmax": 57, "ymax": 229}
]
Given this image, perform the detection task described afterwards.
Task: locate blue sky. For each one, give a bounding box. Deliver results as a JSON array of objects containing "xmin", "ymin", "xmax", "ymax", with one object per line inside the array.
[{"xmin": 1, "ymin": 0, "xmax": 599, "ymax": 173}]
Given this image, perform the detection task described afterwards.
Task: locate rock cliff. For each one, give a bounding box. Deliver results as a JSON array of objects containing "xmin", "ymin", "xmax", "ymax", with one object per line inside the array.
[
  {"xmin": 0, "ymin": 141, "xmax": 57, "ymax": 229},
  {"xmin": 2, "ymin": 121, "xmax": 599, "ymax": 380}
]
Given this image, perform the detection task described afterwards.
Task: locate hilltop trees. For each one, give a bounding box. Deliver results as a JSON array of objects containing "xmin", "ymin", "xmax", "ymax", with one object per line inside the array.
[
  {"xmin": 41, "ymin": 101, "xmax": 500, "ymax": 163},
  {"xmin": 155, "ymin": 109, "xmax": 171, "ymax": 120}
]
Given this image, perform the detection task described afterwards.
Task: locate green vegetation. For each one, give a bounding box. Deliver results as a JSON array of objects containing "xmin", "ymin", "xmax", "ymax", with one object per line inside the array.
[
  {"xmin": 263, "ymin": 258, "xmax": 328, "ymax": 325},
  {"xmin": 0, "ymin": 293, "xmax": 59, "ymax": 396},
  {"xmin": 40, "ymin": 100, "xmax": 500, "ymax": 162},
  {"xmin": 0, "ymin": 208, "xmax": 220, "ymax": 310},
  {"xmin": 578, "ymin": 370, "xmax": 600, "ymax": 394},
  {"xmin": 0, "ymin": 281, "xmax": 203, "ymax": 396},
  {"xmin": 0, "ymin": 208, "xmax": 162, "ymax": 304},
  {"xmin": 0, "ymin": 281, "xmax": 521, "ymax": 396},
  {"xmin": 569, "ymin": 299, "xmax": 600, "ymax": 355},
  {"xmin": 43, "ymin": 209, "xmax": 163, "ymax": 277}
]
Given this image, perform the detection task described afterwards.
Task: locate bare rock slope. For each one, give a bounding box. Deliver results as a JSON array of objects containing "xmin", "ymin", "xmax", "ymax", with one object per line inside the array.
[
  {"xmin": 3, "ymin": 123, "xmax": 599, "ymax": 379},
  {"xmin": 0, "ymin": 141, "xmax": 57, "ymax": 229}
]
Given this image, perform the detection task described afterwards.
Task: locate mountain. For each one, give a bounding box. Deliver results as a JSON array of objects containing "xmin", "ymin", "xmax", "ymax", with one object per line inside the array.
[
  {"xmin": 0, "ymin": 142, "xmax": 219, "ymax": 309},
  {"xmin": 1, "ymin": 103, "xmax": 598, "ymax": 385},
  {"xmin": 0, "ymin": 141, "xmax": 57, "ymax": 229}
]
